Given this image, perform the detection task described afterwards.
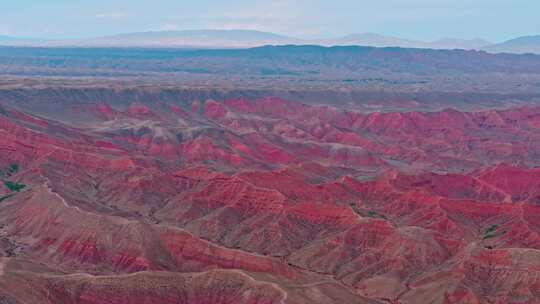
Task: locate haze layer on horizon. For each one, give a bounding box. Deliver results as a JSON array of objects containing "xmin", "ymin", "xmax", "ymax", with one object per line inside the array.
[{"xmin": 1, "ymin": 0, "xmax": 538, "ymax": 42}]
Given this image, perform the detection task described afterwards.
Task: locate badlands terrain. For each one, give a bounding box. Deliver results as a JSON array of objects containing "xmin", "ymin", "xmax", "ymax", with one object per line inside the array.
[{"xmin": 0, "ymin": 46, "xmax": 540, "ymax": 303}]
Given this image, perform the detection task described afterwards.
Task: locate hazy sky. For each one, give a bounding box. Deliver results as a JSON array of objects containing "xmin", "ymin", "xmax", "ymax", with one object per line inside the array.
[{"xmin": 1, "ymin": 0, "xmax": 538, "ymax": 42}]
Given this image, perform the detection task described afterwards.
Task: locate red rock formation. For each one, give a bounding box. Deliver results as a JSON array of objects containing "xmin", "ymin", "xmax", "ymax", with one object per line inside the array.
[{"xmin": 1, "ymin": 98, "xmax": 540, "ymax": 303}]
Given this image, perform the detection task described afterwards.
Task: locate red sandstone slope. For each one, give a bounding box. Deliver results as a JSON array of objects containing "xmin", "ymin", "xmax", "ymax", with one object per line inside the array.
[{"xmin": 0, "ymin": 98, "xmax": 540, "ymax": 304}]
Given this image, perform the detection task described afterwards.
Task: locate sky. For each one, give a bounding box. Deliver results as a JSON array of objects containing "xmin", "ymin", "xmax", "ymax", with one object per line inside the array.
[{"xmin": 1, "ymin": 0, "xmax": 539, "ymax": 42}]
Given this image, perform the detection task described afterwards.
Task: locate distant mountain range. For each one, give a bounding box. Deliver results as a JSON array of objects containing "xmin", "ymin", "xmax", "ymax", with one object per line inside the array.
[
  {"xmin": 0, "ymin": 29, "xmax": 539, "ymax": 54},
  {"xmin": 81, "ymin": 30, "xmax": 302, "ymax": 48},
  {"xmin": 320, "ymin": 33, "xmax": 492, "ymax": 50},
  {"xmin": 483, "ymin": 36, "xmax": 540, "ymax": 54}
]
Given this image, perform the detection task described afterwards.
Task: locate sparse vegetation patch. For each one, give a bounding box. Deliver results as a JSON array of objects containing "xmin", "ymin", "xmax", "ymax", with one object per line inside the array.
[
  {"xmin": 365, "ymin": 210, "xmax": 387, "ymax": 219},
  {"xmin": 1, "ymin": 163, "xmax": 27, "ymax": 202},
  {"xmin": 3, "ymin": 181, "xmax": 26, "ymax": 192},
  {"xmin": 483, "ymin": 224, "xmax": 507, "ymax": 240}
]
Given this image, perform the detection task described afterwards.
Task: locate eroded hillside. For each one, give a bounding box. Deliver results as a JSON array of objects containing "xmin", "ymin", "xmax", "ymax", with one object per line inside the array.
[{"xmin": 0, "ymin": 87, "xmax": 539, "ymax": 303}]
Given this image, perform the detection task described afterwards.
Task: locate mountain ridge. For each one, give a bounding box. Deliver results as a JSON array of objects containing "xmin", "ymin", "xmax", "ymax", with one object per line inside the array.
[
  {"xmin": 483, "ymin": 35, "xmax": 540, "ymax": 54},
  {"xmin": 0, "ymin": 29, "xmax": 538, "ymax": 54}
]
